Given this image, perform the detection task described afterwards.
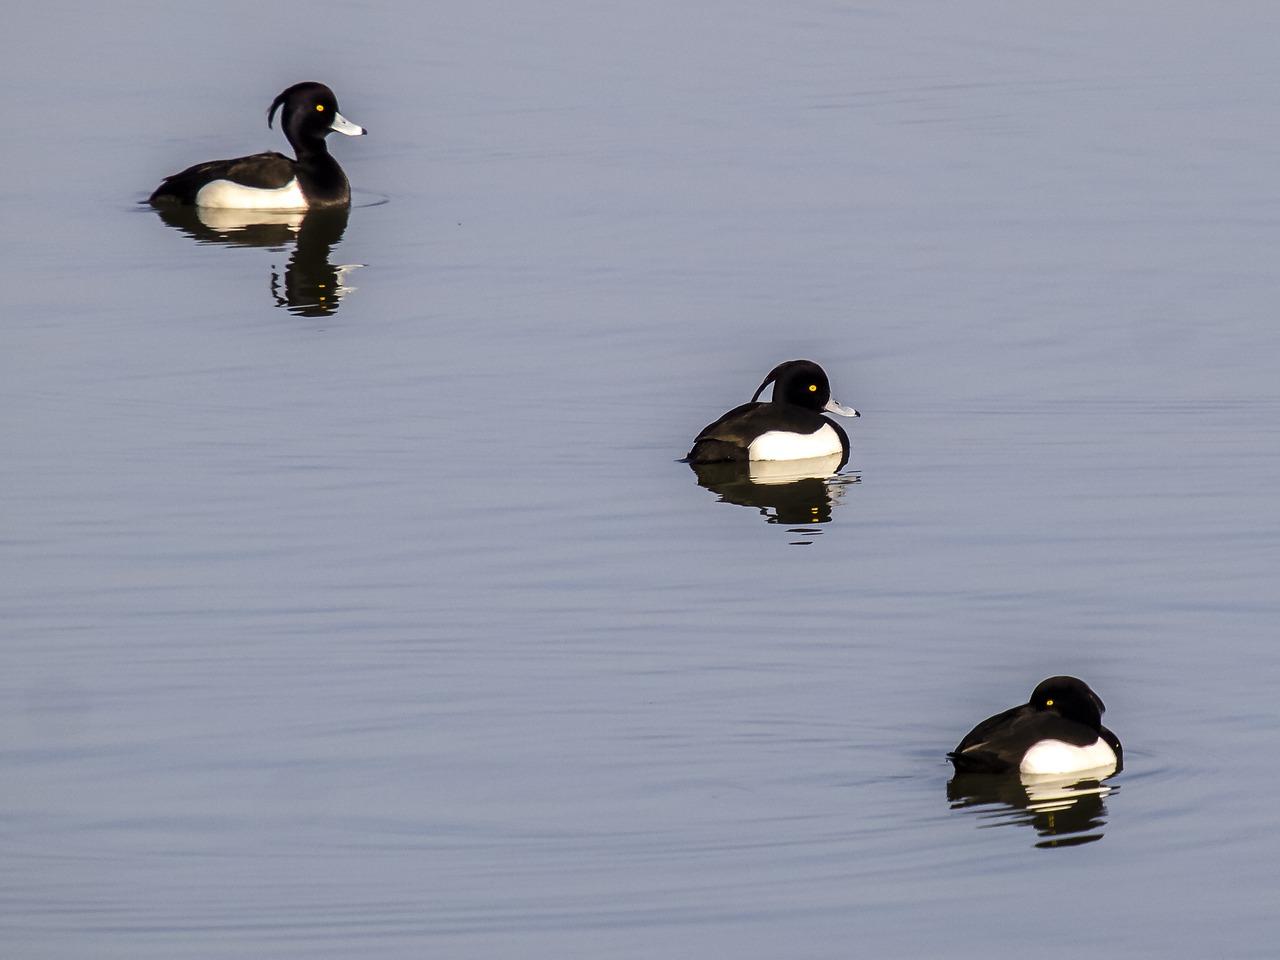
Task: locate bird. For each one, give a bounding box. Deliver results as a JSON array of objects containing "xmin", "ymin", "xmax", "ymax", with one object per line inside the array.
[
  {"xmin": 148, "ymin": 82, "xmax": 366, "ymax": 209},
  {"xmin": 684, "ymin": 359, "xmax": 859, "ymax": 465},
  {"xmin": 947, "ymin": 676, "xmax": 1123, "ymax": 776}
]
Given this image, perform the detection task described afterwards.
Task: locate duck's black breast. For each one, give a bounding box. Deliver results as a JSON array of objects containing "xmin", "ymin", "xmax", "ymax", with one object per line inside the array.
[
  {"xmin": 291, "ymin": 151, "xmax": 352, "ymax": 207},
  {"xmin": 686, "ymin": 402, "xmax": 840, "ymax": 464},
  {"xmin": 947, "ymin": 705, "xmax": 1101, "ymax": 775},
  {"xmin": 1099, "ymin": 724, "xmax": 1123, "ymax": 772},
  {"xmin": 149, "ymin": 151, "xmax": 296, "ymax": 205}
]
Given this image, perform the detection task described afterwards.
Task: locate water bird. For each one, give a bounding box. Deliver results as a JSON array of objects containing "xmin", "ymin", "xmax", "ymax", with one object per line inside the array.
[
  {"xmin": 947, "ymin": 676, "xmax": 1122, "ymax": 776},
  {"xmin": 148, "ymin": 82, "xmax": 366, "ymax": 209},
  {"xmin": 684, "ymin": 359, "xmax": 859, "ymax": 465}
]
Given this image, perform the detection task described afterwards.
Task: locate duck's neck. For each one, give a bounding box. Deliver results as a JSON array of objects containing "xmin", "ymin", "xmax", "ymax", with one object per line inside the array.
[{"xmin": 292, "ymin": 137, "xmax": 350, "ymax": 207}]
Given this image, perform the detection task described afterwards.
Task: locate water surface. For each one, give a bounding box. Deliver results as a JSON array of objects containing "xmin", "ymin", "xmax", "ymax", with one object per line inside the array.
[{"xmin": 3, "ymin": 3, "xmax": 1280, "ymax": 958}]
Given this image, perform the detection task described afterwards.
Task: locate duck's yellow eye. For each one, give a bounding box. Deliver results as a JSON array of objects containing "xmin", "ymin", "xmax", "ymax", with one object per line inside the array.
[
  {"xmin": 316, "ymin": 104, "xmax": 325, "ymax": 112},
  {"xmin": 808, "ymin": 384, "xmax": 817, "ymax": 392},
  {"xmin": 1045, "ymin": 699, "xmax": 1055, "ymax": 706}
]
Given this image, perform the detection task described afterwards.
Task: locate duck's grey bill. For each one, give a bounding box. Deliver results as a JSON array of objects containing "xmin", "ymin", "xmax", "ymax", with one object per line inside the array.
[
  {"xmin": 331, "ymin": 112, "xmax": 367, "ymax": 136},
  {"xmin": 825, "ymin": 398, "xmax": 860, "ymax": 418}
]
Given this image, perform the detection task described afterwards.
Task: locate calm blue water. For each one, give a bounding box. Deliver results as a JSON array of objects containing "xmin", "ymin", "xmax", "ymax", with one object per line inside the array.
[{"xmin": 4, "ymin": 3, "xmax": 1280, "ymax": 957}]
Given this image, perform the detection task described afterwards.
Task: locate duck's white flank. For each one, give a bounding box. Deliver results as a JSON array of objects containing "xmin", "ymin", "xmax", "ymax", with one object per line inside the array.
[
  {"xmin": 747, "ymin": 423, "xmax": 842, "ymax": 461},
  {"xmin": 1019, "ymin": 737, "xmax": 1117, "ymax": 776},
  {"xmin": 195, "ymin": 178, "xmax": 308, "ymax": 210}
]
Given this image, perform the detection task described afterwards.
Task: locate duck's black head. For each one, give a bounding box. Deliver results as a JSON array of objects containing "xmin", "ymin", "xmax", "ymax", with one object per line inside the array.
[
  {"xmin": 268, "ymin": 82, "xmax": 366, "ymax": 149},
  {"xmin": 749, "ymin": 359, "xmax": 859, "ymax": 417},
  {"xmin": 1029, "ymin": 676, "xmax": 1106, "ymax": 731}
]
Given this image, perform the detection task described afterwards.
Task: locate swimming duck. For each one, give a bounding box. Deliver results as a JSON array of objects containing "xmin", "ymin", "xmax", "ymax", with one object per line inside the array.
[
  {"xmin": 148, "ymin": 82, "xmax": 365, "ymax": 209},
  {"xmin": 685, "ymin": 359, "xmax": 859, "ymax": 465},
  {"xmin": 947, "ymin": 676, "xmax": 1123, "ymax": 776}
]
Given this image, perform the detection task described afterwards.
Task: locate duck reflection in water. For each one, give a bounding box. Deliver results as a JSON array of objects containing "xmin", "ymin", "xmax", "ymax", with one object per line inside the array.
[
  {"xmin": 688, "ymin": 453, "xmax": 858, "ymax": 532},
  {"xmin": 150, "ymin": 204, "xmax": 358, "ymax": 317},
  {"xmin": 947, "ymin": 769, "xmax": 1118, "ymax": 848}
]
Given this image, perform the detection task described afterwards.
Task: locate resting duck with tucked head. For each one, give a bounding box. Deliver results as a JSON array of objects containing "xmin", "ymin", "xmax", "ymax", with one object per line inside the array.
[
  {"xmin": 149, "ymin": 82, "xmax": 366, "ymax": 210},
  {"xmin": 685, "ymin": 359, "xmax": 859, "ymax": 466},
  {"xmin": 947, "ymin": 676, "xmax": 1123, "ymax": 777}
]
